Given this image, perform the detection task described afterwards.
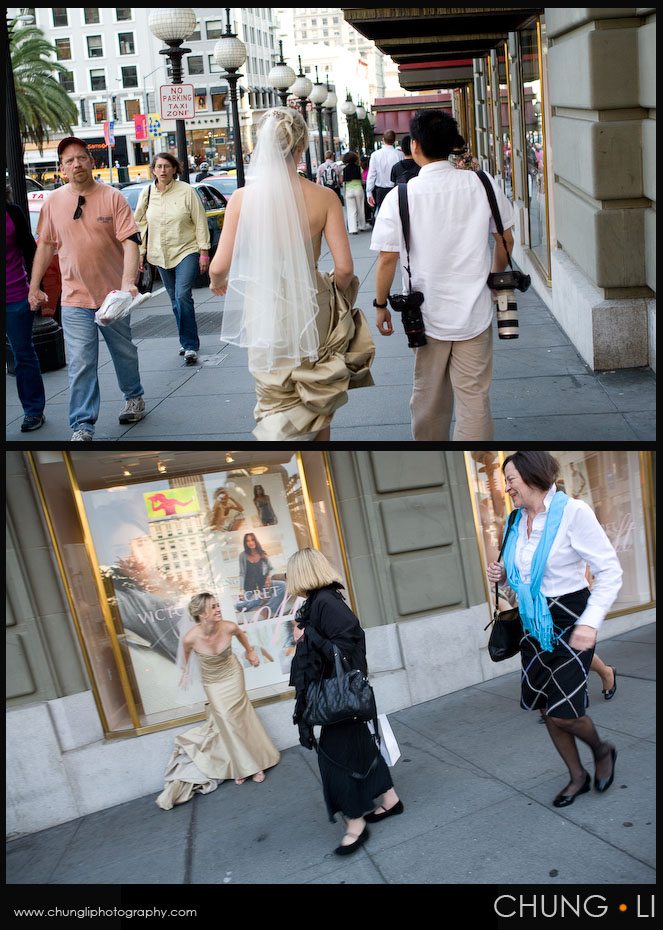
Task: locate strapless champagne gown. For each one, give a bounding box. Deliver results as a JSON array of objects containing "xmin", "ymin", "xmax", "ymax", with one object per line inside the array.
[{"xmin": 156, "ymin": 646, "xmax": 280, "ymax": 810}]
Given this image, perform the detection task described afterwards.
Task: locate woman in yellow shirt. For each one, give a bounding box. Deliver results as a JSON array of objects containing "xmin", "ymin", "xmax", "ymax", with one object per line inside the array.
[{"xmin": 135, "ymin": 153, "xmax": 210, "ymax": 364}]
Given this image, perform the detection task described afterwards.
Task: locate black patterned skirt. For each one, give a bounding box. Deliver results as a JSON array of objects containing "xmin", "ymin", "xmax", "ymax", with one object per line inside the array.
[{"xmin": 520, "ymin": 588, "xmax": 593, "ymax": 719}]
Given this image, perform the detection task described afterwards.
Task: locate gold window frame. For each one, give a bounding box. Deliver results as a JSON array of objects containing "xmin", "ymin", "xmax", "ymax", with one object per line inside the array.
[{"xmin": 26, "ymin": 450, "xmax": 353, "ymax": 738}]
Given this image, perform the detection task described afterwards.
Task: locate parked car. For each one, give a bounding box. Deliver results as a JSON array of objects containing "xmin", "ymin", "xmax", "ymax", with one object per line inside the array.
[{"xmin": 27, "ymin": 192, "xmax": 61, "ymax": 321}]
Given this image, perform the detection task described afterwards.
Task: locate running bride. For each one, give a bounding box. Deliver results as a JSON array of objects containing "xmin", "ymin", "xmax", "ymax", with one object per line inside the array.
[{"xmin": 209, "ymin": 108, "xmax": 375, "ymax": 441}]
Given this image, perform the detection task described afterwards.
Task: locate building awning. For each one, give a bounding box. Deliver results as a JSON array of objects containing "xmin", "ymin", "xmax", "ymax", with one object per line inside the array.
[
  {"xmin": 342, "ymin": 7, "xmax": 541, "ymax": 90},
  {"xmin": 24, "ymin": 149, "xmax": 59, "ymax": 164}
]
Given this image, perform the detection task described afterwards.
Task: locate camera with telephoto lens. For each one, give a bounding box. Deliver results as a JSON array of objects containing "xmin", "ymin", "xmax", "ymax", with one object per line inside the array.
[
  {"xmin": 487, "ymin": 269, "xmax": 531, "ymax": 340},
  {"xmin": 388, "ymin": 290, "xmax": 426, "ymax": 347}
]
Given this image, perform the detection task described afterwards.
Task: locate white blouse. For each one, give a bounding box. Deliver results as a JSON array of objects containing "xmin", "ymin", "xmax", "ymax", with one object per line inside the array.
[{"xmin": 513, "ymin": 485, "xmax": 623, "ymax": 631}]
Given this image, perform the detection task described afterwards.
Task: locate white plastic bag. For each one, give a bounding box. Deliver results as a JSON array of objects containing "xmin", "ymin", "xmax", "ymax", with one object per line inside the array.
[
  {"xmin": 368, "ymin": 714, "xmax": 401, "ymax": 767},
  {"xmin": 94, "ymin": 289, "xmax": 154, "ymax": 326}
]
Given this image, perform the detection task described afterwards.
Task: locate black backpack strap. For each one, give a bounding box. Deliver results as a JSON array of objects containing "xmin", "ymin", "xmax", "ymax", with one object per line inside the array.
[
  {"xmin": 397, "ymin": 182, "xmax": 413, "ymax": 290},
  {"xmin": 476, "ymin": 170, "xmax": 513, "ymax": 270}
]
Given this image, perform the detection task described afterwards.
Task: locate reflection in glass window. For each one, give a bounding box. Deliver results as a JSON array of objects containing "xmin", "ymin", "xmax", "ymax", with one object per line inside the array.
[
  {"xmin": 497, "ymin": 42, "xmax": 515, "ymax": 201},
  {"xmin": 520, "ymin": 20, "xmax": 549, "ymax": 275}
]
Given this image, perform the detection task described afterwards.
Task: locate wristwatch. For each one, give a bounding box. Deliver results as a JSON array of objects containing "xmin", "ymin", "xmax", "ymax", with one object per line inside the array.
[{"xmin": 373, "ymin": 298, "xmax": 388, "ymax": 309}]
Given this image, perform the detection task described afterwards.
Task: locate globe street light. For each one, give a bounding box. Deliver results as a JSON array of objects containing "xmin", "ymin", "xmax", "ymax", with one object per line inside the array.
[
  {"xmin": 291, "ymin": 56, "xmax": 313, "ymax": 180},
  {"xmin": 148, "ymin": 8, "xmax": 197, "ymax": 183},
  {"xmin": 309, "ymin": 66, "xmax": 328, "ymax": 168},
  {"xmin": 213, "ymin": 9, "xmax": 247, "ymax": 188},
  {"xmin": 268, "ymin": 40, "xmax": 296, "ymax": 108}
]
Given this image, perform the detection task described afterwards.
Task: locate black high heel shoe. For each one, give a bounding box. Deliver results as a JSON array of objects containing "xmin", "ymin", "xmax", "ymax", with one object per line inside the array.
[
  {"xmin": 595, "ymin": 745, "xmax": 617, "ymax": 792},
  {"xmin": 553, "ymin": 772, "xmax": 591, "ymax": 808}
]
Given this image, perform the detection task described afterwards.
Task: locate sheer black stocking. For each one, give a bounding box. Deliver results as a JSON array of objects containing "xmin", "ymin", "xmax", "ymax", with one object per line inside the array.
[{"xmin": 542, "ymin": 711, "xmax": 613, "ymax": 795}]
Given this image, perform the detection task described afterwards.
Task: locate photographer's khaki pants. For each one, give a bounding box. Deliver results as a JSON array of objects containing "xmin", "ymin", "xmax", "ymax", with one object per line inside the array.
[{"xmin": 410, "ymin": 325, "xmax": 494, "ymax": 441}]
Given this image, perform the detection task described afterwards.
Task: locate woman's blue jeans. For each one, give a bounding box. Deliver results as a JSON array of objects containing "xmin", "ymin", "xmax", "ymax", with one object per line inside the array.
[
  {"xmin": 158, "ymin": 253, "xmax": 200, "ymax": 351},
  {"xmin": 6, "ymin": 298, "xmax": 46, "ymax": 417}
]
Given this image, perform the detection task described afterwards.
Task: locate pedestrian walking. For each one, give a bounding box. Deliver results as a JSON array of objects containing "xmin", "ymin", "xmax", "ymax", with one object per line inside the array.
[
  {"xmin": 209, "ymin": 108, "xmax": 374, "ymax": 442},
  {"xmin": 486, "ymin": 451, "xmax": 622, "ymax": 808},
  {"xmin": 341, "ymin": 152, "xmax": 370, "ymax": 234},
  {"xmin": 390, "ymin": 135, "xmax": 420, "ymax": 184},
  {"xmin": 366, "ymin": 129, "xmax": 404, "ymax": 214},
  {"xmin": 28, "ymin": 137, "xmax": 145, "ymax": 441},
  {"xmin": 316, "ymin": 150, "xmax": 343, "ymax": 202},
  {"xmin": 155, "ymin": 593, "xmax": 280, "ymax": 810},
  {"xmin": 287, "ymin": 548, "xmax": 403, "ymax": 856},
  {"xmin": 135, "ymin": 153, "xmax": 210, "ymax": 364},
  {"xmin": 5, "ymin": 187, "xmax": 46, "ymax": 432},
  {"xmin": 370, "ymin": 109, "xmax": 515, "ymax": 441},
  {"xmin": 195, "ymin": 161, "xmax": 213, "ymax": 182}
]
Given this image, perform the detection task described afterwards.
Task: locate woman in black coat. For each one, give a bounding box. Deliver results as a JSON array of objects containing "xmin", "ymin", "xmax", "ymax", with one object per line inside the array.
[{"xmin": 287, "ymin": 547, "xmax": 403, "ymax": 856}]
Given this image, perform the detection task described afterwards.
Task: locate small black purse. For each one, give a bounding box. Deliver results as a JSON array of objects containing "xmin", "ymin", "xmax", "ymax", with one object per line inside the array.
[
  {"xmin": 484, "ymin": 510, "xmax": 522, "ymax": 662},
  {"xmin": 303, "ymin": 644, "xmax": 377, "ymax": 728},
  {"xmin": 136, "ymin": 184, "xmax": 155, "ymax": 294}
]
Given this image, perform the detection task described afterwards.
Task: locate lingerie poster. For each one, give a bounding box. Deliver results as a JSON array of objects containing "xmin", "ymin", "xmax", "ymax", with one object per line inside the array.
[{"xmin": 80, "ymin": 468, "xmax": 305, "ymax": 717}]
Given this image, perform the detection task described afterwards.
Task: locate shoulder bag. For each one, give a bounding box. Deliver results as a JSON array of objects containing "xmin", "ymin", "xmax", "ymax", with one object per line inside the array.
[
  {"xmin": 302, "ymin": 643, "xmax": 377, "ymax": 728},
  {"xmin": 135, "ymin": 184, "xmax": 155, "ymax": 294},
  {"xmin": 484, "ymin": 509, "xmax": 523, "ymax": 661}
]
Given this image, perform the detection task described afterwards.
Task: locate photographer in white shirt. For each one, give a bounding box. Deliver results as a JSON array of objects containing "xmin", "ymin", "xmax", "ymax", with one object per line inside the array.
[{"xmin": 370, "ymin": 109, "xmax": 515, "ymax": 441}]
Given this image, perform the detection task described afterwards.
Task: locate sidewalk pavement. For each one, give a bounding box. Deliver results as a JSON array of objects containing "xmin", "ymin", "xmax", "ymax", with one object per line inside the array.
[
  {"xmin": 6, "ymin": 622, "xmax": 655, "ymax": 886},
  {"xmin": 6, "ymin": 229, "xmax": 656, "ymax": 443}
]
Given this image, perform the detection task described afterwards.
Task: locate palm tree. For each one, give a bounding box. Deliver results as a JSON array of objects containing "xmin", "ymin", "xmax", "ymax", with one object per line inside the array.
[{"xmin": 9, "ymin": 17, "xmax": 78, "ymax": 153}]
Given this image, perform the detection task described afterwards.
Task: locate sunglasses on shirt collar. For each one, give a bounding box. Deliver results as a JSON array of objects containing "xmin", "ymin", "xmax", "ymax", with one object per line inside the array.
[{"xmin": 73, "ymin": 195, "xmax": 85, "ymax": 220}]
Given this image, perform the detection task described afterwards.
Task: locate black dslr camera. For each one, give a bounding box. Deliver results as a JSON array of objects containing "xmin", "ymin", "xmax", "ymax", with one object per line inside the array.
[
  {"xmin": 388, "ymin": 290, "xmax": 426, "ymax": 348},
  {"xmin": 487, "ymin": 269, "xmax": 531, "ymax": 340}
]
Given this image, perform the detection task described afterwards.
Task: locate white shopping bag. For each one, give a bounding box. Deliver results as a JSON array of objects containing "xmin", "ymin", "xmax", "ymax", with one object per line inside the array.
[{"xmin": 369, "ymin": 714, "xmax": 401, "ymax": 767}]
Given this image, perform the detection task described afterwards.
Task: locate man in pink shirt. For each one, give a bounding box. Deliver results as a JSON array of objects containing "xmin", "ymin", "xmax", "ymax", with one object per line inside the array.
[{"xmin": 28, "ymin": 138, "xmax": 146, "ymax": 441}]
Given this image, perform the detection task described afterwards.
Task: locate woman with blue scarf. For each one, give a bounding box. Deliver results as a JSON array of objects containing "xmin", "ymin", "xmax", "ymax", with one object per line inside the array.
[{"xmin": 487, "ymin": 452, "xmax": 622, "ymax": 809}]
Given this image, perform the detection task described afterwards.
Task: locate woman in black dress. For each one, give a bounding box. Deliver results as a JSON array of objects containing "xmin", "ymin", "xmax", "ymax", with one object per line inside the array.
[
  {"xmin": 287, "ymin": 547, "xmax": 403, "ymax": 855},
  {"xmin": 487, "ymin": 451, "xmax": 622, "ymax": 808}
]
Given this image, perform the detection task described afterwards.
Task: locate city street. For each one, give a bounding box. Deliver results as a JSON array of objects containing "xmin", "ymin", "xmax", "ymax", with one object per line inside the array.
[{"xmin": 6, "ymin": 226, "xmax": 656, "ymax": 443}]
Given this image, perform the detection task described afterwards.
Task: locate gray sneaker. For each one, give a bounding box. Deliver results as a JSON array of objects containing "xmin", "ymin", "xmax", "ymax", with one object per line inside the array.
[
  {"xmin": 119, "ymin": 396, "xmax": 146, "ymax": 424},
  {"xmin": 184, "ymin": 350, "xmax": 198, "ymax": 364},
  {"xmin": 71, "ymin": 429, "xmax": 93, "ymax": 441}
]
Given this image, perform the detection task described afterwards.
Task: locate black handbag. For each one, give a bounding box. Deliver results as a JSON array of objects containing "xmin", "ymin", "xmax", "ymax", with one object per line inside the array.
[
  {"xmin": 303, "ymin": 644, "xmax": 377, "ymax": 728},
  {"xmin": 136, "ymin": 184, "xmax": 155, "ymax": 294},
  {"xmin": 484, "ymin": 509, "xmax": 522, "ymax": 662}
]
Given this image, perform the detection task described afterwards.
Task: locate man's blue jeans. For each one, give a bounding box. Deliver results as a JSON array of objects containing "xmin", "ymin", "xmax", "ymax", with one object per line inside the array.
[
  {"xmin": 157, "ymin": 252, "xmax": 200, "ymax": 351},
  {"xmin": 6, "ymin": 298, "xmax": 46, "ymax": 417},
  {"xmin": 61, "ymin": 305, "xmax": 143, "ymax": 434}
]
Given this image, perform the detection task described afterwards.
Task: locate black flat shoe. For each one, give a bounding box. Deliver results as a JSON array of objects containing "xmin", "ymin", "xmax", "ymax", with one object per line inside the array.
[
  {"xmin": 602, "ymin": 667, "xmax": 617, "ymax": 700},
  {"xmin": 364, "ymin": 800, "xmax": 404, "ymax": 823},
  {"xmin": 334, "ymin": 826, "xmax": 369, "ymax": 856},
  {"xmin": 595, "ymin": 745, "xmax": 617, "ymax": 792},
  {"xmin": 553, "ymin": 772, "xmax": 591, "ymax": 808}
]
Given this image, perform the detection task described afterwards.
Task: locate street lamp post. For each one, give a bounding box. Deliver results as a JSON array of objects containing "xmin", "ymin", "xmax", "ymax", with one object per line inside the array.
[
  {"xmin": 267, "ymin": 40, "xmax": 296, "ymax": 108},
  {"xmin": 323, "ymin": 82, "xmax": 337, "ymax": 159},
  {"xmin": 213, "ymin": 9, "xmax": 247, "ymax": 188},
  {"xmin": 148, "ymin": 8, "xmax": 197, "ymax": 184},
  {"xmin": 291, "ymin": 57, "xmax": 313, "ymax": 180},
  {"xmin": 309, "ymin": 66, "xmax": 328, "ymax": 168}
]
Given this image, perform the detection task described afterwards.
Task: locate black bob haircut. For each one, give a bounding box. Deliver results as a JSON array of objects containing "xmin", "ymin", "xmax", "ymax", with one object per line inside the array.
[{"xmin": 409, "ymin": 109, "xmax": 459, "ymax": 160}]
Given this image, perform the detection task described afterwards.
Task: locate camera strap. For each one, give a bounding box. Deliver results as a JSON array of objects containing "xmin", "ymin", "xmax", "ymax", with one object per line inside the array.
[
  {"xmin": 397, "ymin": 183, "xmax": 414, "ymax": 292},
  {"xmin": 476, "ymin": 170, "xmax": 513, "ymax": 271}
]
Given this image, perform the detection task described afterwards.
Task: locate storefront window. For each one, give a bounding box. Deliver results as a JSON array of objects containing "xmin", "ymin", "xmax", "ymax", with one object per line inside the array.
[
  {"xmin": 498, "ymin": 42, "xmax": 515, "ymax": 201},
  {"xmin": 466, "ymin": 451, "xmax": 655, "ymax": 617},
  {"xmin": 29, "ymin": 451, "xmax": 347, "ymax": 736},
  {"xmin": 519, "ymin": 18, "xmax": 550, "ymax": 276}
]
